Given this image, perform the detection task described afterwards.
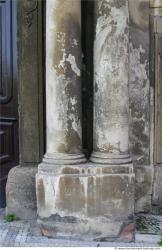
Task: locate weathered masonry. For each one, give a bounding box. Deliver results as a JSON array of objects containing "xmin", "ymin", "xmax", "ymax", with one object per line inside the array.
[
  {"xmin": 2, "ymin": 0, "xmax": 162, "ymax": 243},
  {"xmin": 36, "ymin": 0, "xmax": 134, "ymax": 242}
]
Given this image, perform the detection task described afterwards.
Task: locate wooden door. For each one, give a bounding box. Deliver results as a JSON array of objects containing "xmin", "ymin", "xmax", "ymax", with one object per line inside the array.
[{"xmin": 0, "ymin": 0, "xmax": 19, "ymax": 207}]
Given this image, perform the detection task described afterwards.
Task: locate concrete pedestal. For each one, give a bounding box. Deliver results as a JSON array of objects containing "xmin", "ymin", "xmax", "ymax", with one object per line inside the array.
[{"xmin": 36, "ymin": 163, "xmax": 134, "ymax": 242}]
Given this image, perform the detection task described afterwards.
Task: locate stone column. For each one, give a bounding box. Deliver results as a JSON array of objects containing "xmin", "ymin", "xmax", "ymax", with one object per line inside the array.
[
  {"xmin": 36, "ymin": 0, "xmax": 135, "ymax": 242},
  {"xmin": 43, "ymin": 0, "xmax": 85, "ymax": 165},
  {"xmin": 91, "ymin": 0, "xmax": 132, "ymax": 165}
]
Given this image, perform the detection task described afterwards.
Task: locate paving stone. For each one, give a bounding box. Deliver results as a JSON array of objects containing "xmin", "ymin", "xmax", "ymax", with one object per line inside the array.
[{"xmin": 0, "ymin": 209, "xmax": 162, "ymax": 247}]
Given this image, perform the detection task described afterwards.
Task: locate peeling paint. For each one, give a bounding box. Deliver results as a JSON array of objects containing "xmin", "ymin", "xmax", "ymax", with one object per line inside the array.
[
  {"xmin": 45, "ymin": 0, "xmax": 83, "ymax": 156},
  {"xmin": 93, "ymin": 0, "xmax": 130, "ymax": 156},
  {"xmin": 66, "ymin": 54, "xmax": 81, "ymax": 76}
]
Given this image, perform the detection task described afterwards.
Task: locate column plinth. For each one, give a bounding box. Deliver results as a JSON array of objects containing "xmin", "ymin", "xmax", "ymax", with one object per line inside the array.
[
  {"xmin": 91, "ymin": 152, "xmax": 132, "ymax": 165},
  {"xmin": 42, "ymin": 153, "xmax": 85, "ymax": 165}
]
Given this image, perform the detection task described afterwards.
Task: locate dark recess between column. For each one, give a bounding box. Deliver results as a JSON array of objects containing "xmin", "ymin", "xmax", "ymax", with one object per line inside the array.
[{"xmin": 81, "ymin": 0, "xmax": 94, "ymax": 158}]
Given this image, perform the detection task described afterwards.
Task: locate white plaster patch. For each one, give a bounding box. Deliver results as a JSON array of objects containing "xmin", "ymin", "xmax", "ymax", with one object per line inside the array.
[
  {"xmin": 66, "ymin": 54, "xmax": 81, "ymax": 77},
  {"xmin": 58, "ymin": 51, "xmax": 66, "ymax": 69},
  {"xmin": 57, "ymin": 51, "xmax": 81, "ymax": 77},
  {"xmin": 70, "ymin": 97, "xmax": 77, "ymax": 106},
  {"xmin": 69, "ymin": 113, "xmax": 82, "ymax": 139},
  {"xmin": 73, "ymin": 38, "xmax": 78, "ymax": 46}
]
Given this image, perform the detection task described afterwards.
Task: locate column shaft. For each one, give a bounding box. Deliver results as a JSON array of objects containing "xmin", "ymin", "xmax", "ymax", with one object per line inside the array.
[
  {"xmin": 36, "ymin": 1, "xmax": 135, "ymax": 241},
  {"xmin": 91, "ymin": 0, "xmax": 131, "ymax": 164},
  {"xmin": 44, "ymin": 0, "xmax": 85, "ymax": 164}
]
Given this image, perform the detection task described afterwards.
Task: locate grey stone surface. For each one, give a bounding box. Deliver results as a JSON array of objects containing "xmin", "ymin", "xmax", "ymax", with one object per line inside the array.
[
  {"xmin": 44, "ymin": 0, "xmax": 85, "ymax": 164},
  {"xmin": 37, "ymin": 163, "xmax": 135, "ymax": 242},
  {"xmin": 18, "ymin": 0, "xmax": 44, "ymax": 164},
  {"xmin": 153, "ymin": 165, "xmax": 162, "ymax": 205},
  {"xmin": 136, "ymin": 213, "xmax": 162, "ymax": 234},
  {"xmin": 91, "ymin": 0, "xmax": 131, "ymax": 164},
  {"xmin": 0, "ymin": 209, "xmax": 161, "ymax": 247},
  {"xmin": 135, "ymin": 165, "xmax": 154, "ymax": 212},
  {"xmin": 129, "ymin": 0, "xmax": 150, "ymax": 166},
  {"xmin": 6, "ymin": 166, "xmax": 38, "ymax": 219},
  {"xmin": 150, "ymin": 4, "xmax": 162, "ymax": 209},
  {"xmin": 129, "ymin": 0, "xmax": 154, "ymax": 213}
]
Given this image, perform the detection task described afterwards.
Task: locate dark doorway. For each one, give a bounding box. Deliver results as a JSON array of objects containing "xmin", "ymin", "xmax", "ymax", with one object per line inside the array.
[{"xmin": 0, "ymin": 0, "xmax": 19, "ymax": 207}]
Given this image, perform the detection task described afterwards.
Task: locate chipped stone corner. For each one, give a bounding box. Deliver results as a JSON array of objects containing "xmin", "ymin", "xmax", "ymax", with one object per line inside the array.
[{"xmin": 6, "ymin": 165, "xmax": 38, "ymax": 220}]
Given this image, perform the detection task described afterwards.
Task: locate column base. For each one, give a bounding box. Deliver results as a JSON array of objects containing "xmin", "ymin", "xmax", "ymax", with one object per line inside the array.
[
  {"xmin": 90, "ymin": 152, "xmax": 132, "ymax": 164},
  {"xmin": 43, "ymin": 153, "xmax": 86, "ymax": 165},
  {"xmin": 36, "ymin": 162, "xmax": 135, "ymax": 242},
  {"xmin": 6, "ymin": 165, "xmax": 38, "ymax": 219}
]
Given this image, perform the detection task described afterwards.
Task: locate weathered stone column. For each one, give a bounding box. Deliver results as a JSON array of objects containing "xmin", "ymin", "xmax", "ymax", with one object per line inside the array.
[
  {"xmin": 36, "ymin": 0, "xmax": 135, "ymax": 242},
  {"xmin": 43, "ymin": 0, "xmax": 85, "ymax": 165},
  {"xmin": 91, "ymin": 0, "xmax": 132, "ymax": 164}
]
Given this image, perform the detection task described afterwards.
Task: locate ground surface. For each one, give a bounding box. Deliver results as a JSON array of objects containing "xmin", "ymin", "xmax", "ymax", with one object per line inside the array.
[{"xmin": 0, "ymin": 209, "xmax": 162, "ymax": 247}]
